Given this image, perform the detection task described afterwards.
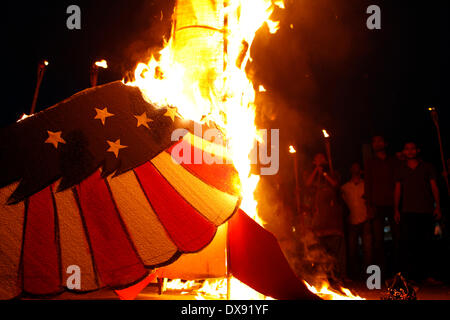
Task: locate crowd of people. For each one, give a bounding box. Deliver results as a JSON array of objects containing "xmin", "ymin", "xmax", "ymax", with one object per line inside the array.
[{"xmin": 301, "ymin": 135, "xmax": 447, "ymax": 285}]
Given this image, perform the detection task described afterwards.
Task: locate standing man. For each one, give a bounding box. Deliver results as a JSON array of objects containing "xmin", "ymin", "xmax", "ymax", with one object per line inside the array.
[
  {"xmin": 394, "ymin": 141, "xmax": 442, "ymax": 282},
  {"xmin": 341, "ymin": 163, "xmax": 372, "ymax": 280},
  {"xmin": 365, "ymin": 135, "xmax": 399, "ymax": 278},
  {"xmin": 304, "ymin": 153, "xmax": 346, "ymax": 280}
]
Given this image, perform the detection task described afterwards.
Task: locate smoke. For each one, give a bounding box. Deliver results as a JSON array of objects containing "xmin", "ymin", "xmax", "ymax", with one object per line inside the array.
[
  {"xmin": 117, "ymin": 0, "xmax": 176, "ymax": 80},
  {"xmin": 250, "ymin": 0, "xmax": 372, "ymax": 284}
]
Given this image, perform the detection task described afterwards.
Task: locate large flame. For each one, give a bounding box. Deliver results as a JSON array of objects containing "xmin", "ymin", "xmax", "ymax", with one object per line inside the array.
[
  {"xmin": 163, "ymin": 277, "xmax": 272, "ymax": 300},
  {"xmin": 126, "ymin": 0, "xmax": 363, "ymax": 300},
  {"xmin": 304, "ymin": 281, "xmax": 365, "ymax": 300},
  {"xmin": 127, "ymin": 0, "xmax": 284, "ymax": 223}
]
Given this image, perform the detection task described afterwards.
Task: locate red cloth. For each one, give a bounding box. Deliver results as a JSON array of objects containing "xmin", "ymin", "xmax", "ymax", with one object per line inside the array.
[
  {"xmin": 228, "ymin": 209, "xmax": 319, "ymax": 300},
  {"xmin": 114, "ymin": 271, "xmax": 159, "ymax": 300},
  {"xmin": 77, "ymin": 171, "xmax": 147, "ymax": 287},
  {"xmin": 134, "ymin": 161, "xmax": 216, "ymax": 252},
  {"xmin": 115, "ymin": 209, "xmax": 318, "ymax": 300},
  {"xmin": 23, "ymin": 186, "xmax": 61, "ymax": 295}
]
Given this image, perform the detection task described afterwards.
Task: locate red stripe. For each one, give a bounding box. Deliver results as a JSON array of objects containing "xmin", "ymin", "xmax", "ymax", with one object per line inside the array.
[
  {"xmin": 23, "ymin": 186, "xmax": 61, "ymax": 295},
  {"xmin": 114, "ymin": 270, "xmax": 160, "ymax": 300},
  {"xmin": 76, "ymin": 171, "xmax": 147, "ymax": 288},
  {"xmin": 166, "ymin": 140, "xmax": 240, "ymax": 196},
  {"xmin": 228, "ymin": 209, "xmax": 319, "ymax": 300},
  {"xmin": 134, "ymin": 162, "xmax": 216, "ymax": 253}
]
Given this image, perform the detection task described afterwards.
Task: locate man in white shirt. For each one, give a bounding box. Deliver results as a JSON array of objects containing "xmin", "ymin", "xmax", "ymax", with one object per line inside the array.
[{"xmin": 341, "ymin": 163, "xmax": 373, "ymax": 280}]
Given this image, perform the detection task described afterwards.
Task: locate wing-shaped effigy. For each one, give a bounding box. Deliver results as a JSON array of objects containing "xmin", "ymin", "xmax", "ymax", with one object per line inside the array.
[{"xmin": 0, "ymin": 82, "xmax": 241, "ymax": 298}]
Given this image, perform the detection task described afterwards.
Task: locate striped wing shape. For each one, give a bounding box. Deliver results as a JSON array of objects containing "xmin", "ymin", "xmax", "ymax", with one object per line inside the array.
[{"xmin": 0, "ymin": 83, "xmax": 241, "ymax": 299}]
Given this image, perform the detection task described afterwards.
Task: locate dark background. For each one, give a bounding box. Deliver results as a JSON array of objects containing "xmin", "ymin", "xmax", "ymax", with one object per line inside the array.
[{"xmin": 2, "ymin": 0, "xmax": 449, "ymax": 179}]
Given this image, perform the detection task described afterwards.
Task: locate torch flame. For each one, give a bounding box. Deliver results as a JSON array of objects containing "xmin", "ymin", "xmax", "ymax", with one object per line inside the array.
[
  {"xmin": 17, "ymin": 113, "xmax": 31, "ymax": 122},
  {"xmin": 95, "ymin": 59, "xmax": 108, "ymax": 69},
  {"xmin": 44, "ymin": 60, "xmax": 49, "ymax": 66},
  {"xmin": 322, "ymin": 129, "xmax": 330, "ymax": 138},
  {"xmin": 289, "ymin": 145, "xmax": 296, "ymax": 153}
]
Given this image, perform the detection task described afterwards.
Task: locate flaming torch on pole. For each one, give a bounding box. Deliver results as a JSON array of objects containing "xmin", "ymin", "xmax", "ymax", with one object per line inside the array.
[
  {"xmin": 322, "ymin": 129, "xmax": 334, "ymax": 176},
  {"xmin": 30, "ymin": 59, "xmax": 49, "ymax": 115},
  {"xmin": 428, "ymin": 107, "xmax": 450, "ymax": 196},
  {"xmin": 90, "ymin": 59, "xmax": 108, "ymax": 87}
]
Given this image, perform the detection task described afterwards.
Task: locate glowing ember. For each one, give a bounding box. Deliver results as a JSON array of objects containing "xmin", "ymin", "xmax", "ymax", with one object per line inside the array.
[
  {"xmin": 95, "ymin": 59, "xmax": 108, "ymax": 69},
  {"xmin": 303, "ymin": 281, "xmax": 365, "ymax": 300},
  {"xmin": 17, "ymin": 114, "xmax": 31, "ymax": 122},
  {"xmin": 164, "ymin": 277, "xmax": 273, "ymax": 300}
]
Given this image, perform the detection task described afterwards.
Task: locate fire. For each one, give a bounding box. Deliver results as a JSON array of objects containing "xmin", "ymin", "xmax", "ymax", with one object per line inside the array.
[
  {"xmin": 164, "ymin": 277, "xmax": 272, "ymax": 300},
  {"xmin": 126, "ymin": 0, "xmax": 362, "ymax": 301},
  {"xmin": 303, "ymin": 281, "xmax": 365, "ymax": 300},
  {"xmin": 44, "ymin": 60, "xmax": 49, "ymax": 66},
  {"xmin": 95, "ymin": 59, "xmax": 108, "ymax": 69},
  {"xmin": 322, "ymin": 129, "xmax": 330, "ymax": 138},
  {"xmin": 17, "ymin": 113, "xmax": 31, "ymax": 122},
  {"xmin": 289, "ymin": 145, "xmax": 296, "ymax": 153},
  {"xmin": 127, "ymin": 0, "xmax": 284, "ymax": 224}
]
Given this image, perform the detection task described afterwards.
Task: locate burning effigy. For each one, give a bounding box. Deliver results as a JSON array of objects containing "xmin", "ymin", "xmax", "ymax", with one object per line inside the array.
[{"xmin": 0, "ymin": 0, "xmax": 364, "ymax": 300}]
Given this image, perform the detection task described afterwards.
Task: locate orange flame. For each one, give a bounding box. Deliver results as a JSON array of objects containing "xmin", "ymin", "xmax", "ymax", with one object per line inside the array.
[
  {"xmin": 127, "ymin": 0, "xmax": 284, "ymax": 225},
  {"xmin": 304, "ymin": 281, "xmax": 365, "ymax": 300},
  {"xmin": 164, "ymin": 277, "xmax": 273, "ymax": 300},
  {"xmin": 126, "ymin": 0, "xmax": 362, "ymax": 301},
  {"xmin": 322, "ymin": 129, "xmax": 330, "ymax": 138},
  {"xmin": 289, "ymin": 145, "xmax": 296, "ymax": 154},
  {"xmin": 95, "ymin": 59, "xmax": 108, "ymax": 69}
]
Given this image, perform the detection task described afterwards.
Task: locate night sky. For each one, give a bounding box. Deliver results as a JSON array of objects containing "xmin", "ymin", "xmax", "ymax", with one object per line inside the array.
[{"xmin": 3, "ymin": 0, "xmax": 449, "ymax": 179}]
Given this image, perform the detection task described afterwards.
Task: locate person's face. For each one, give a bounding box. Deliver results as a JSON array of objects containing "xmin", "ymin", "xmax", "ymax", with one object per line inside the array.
[
  {"xmin": 350, "ymin": 163, "xmax": 361, "ymax": 176},
  {"xmin": 372, "ymin": 136, "xmax": 386, "ymax": 152},
  {"xmin": 313, "ymin": 154, "xmax": 327, "ymax": 166},
  {"xmin": 403, "ymin": 143, "xmax": 418, "ymax": 159}
]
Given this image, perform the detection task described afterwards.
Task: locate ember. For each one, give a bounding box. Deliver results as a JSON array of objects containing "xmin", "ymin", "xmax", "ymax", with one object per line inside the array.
[{"xmin": 381, "ymin": 273, "xmax": 417, "ymax": 300}]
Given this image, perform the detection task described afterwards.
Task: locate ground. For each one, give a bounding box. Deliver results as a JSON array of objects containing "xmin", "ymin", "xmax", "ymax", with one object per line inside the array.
[{"xmin": 41, "ymin": 281, "xmax": 450, "ymax": 300}]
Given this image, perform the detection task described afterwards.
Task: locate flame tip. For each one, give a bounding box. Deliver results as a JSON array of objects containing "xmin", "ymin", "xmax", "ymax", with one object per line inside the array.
[{"xmin": 95, "ymin": 59, "xmax": 108, "ymax": 69}]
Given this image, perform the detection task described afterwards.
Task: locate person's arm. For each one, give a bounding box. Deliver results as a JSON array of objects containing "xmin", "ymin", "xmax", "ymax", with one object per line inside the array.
[
  {"xmin": 305, "ymin": 167, "xmax": 319, "ymax": 187},
  {"xmin": 323, "ymin": 171, "xmax": 338, "ymax": 187},
  {"xmin": 394, "ymin": 181, "xmax": 402, "ymax": 224},
  {"xmin": 430, "ymin": 179, "xmax": 442, "ymax": 220}
]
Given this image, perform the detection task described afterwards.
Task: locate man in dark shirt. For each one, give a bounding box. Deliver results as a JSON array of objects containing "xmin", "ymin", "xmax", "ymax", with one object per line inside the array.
[
  {"xmin": 394, "ymin": 141, "xmax": 442, "ymax": 282},
  {"xmin": 365, "ymin": 135, "xmax": 400, "ymax": 277}
]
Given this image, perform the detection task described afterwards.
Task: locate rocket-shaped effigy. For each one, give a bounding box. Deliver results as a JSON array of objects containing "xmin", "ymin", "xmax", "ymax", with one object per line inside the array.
[{"xmin": 171, "ymin": 0, "xmax": 225, "ymax": 113}]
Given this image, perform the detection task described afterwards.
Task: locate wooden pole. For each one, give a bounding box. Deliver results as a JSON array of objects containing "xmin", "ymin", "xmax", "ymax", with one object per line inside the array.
[
  {"xmin": 90, "ymin": 65, "xmax": 99, "ymax": 87},
  {"xmin": 324, "ymin": 138, "xmax": 334, "ymax": 176},
  {"xmin": 226, "ymin": 222, "xmax": 231, "ymax": 300},
  {"xmin": 430, "ymin": 108, "xmax": 450, "ymax": 196},
  {"xmin": 290, "ymin": 146, "xmax": 301, "ymax": 215},
  {"xmin": 224, "ymin": 0, "xmax": 231, "ymax": 301},
  {"xmin": 30, "ymin": 60, "xmax": 48, "ymax": 114}
]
